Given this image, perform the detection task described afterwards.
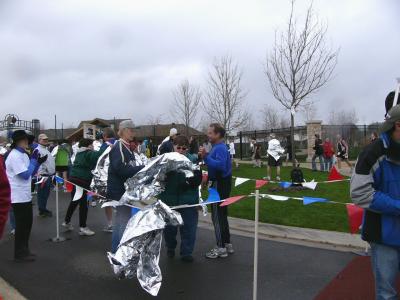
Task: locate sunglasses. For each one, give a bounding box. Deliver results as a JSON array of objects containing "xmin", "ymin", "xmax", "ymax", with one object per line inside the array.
[{"xmin": 176, "ymin": 146, "xmax": 188, "ymax": 150}]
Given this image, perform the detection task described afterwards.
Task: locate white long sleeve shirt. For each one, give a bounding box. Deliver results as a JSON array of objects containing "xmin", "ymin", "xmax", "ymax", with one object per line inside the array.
[{"xmin": 36, "ymin": 144, "xmax": 56, "ymax": 175}]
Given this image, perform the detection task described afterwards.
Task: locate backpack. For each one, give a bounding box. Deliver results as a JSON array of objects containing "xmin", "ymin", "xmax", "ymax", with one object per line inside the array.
[{"xmin": 290, "ymin": 167, "xmax": 304, "ymax": 186}]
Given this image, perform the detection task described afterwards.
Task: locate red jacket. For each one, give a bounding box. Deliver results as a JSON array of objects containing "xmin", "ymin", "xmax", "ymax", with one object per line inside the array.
[
  {"xmin": 323, "ymin": 141, "xmax": 334, "ymax": 159},
  {"xmin": 0, "ymin": 155, "xmax": 11, "ymax": 239}
]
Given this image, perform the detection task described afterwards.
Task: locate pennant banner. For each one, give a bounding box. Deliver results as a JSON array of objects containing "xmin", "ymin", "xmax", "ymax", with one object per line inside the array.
[
  {"xmin": 54, "ymin": 176, "xmax": 64, "ymax": 184},
  {"xmin": 328, "ymin": 166, "xmax": 344, "ymax": 181},
  {"xmin": 255, "ymin": 180, "xmax": 268, "ymax": 189},
  {"xmin": 302, "ymin": 180, "xmax": 318, "ymax": 190},
  {"xmin": 73, "ymin": 186, "xmax": 84, "ymax": 201},
  {"xmin": 220, "ymin": 195, "xmax": 246, "ymax": 207},
  {"xmin": 235, "ymin": 177, "xmax": 250, "ymax": 187},
  {"xmin": 263, "ymin": 194, "xmax": 290, "ymax": 201},
  {"xmin": 303, "ymin": 196, "xmax": 328, "ymax": 205},
  {"xmin": 346, "ymin": 204, "xmax": 364, "ymax": 234},
  {"xmin": 205, "ymin": 188, "xmax": 220, "ymax": 203},
  {"xmin": 279, "ymin": 181, "xmax": 292, "ymax": 189}
]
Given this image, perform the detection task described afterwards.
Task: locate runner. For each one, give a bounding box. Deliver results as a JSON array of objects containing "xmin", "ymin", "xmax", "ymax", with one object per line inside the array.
[{"xmin": 266, "ymin": 133, "xmax": 285, "ymax": 181}]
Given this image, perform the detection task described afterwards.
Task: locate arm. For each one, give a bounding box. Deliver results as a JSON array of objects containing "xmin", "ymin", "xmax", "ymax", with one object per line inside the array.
[
  {"xmin": 18, "ymin": 159, "xmax": 39, "ymax": 180},
  {"xmin": 351, "ymin": 141, "xmax": 400, "ymax": 215},
  {"xmin": 204, "ymin": 147, "xmax": 227, "ymax": 171},
  {"xmin": 109, "ymin": 146, "xmax": 144, "ymax": 180},
  {"xmin": 87, "ymin": 143, "xmax": 108, "ymax": 166}
]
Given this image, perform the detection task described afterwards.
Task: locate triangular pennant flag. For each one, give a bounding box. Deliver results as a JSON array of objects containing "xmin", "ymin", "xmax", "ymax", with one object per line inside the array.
[
  {"xmin": 73, "ymin": 186, "xmax": 84, "ymax": 201},
  {"xmin": 279, "ymin": 181, "xmax": 292, "ymax": 189},
  {"xmin": 346, "ymin": 204, "xmax": 364, "ymax": 234},
  {"xmin": 131, "ymin": 207, "xmax": 140, "ymax": 216},
  {"xmin": 35, "ymin": 177, "xmax": 46, "ymax": 185},
  {"xmin": 65, "ymin": 182, "xmax": 74, "ymax": 193},
  {"xmin": 255, "ymin": 180, "xmax": 268, "ymax": 189},
  {"xmin": 302, "ymin": 180, "xmax": 318, "ymax": 190},
  {"xmin": 235, "ymin": 177, "xmax": 250, "ymax": 187},
  {"xmin": 265, "ymin": 194, "xmax": 290, "ymax": 201},
  {"xmin": 328, "ymin": 166, "xmax": 344, "ymax": 181},
  {"xmin": 205, "ymin": 188, "xmax": 220, "ymax": 203},
  {"xmin": 40, "ymin": 177, "xmax": 48, "ymax": 189},
  {"xmin": 54, "ymin": 176, "xmax": 64, "ymax": 184},
  {"xmin": 303, "ymin": 196, "xmax": 328, "ymax": 205},
  {"xmin": 220, "ymin": 195, "xmax": 246, "ymax": 207}
]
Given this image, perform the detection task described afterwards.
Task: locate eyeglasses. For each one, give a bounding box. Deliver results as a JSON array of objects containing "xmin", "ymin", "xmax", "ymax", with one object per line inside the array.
[{"xmin": 176, "ymin": 146, "xmax": 187, "ymax": 150}]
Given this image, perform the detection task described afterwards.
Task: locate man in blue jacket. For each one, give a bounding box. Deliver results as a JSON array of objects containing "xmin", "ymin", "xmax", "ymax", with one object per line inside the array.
[
  {"xmin": 351, "ymin": 91, "xmax": 400, "ymax": 300},
  {"xmin": 199, "ymin": 123, "xmax": 232, "ymax": 259},
  {"xmin": 107, "ymin": 120, "xmax": 144, "ymax": 253}
]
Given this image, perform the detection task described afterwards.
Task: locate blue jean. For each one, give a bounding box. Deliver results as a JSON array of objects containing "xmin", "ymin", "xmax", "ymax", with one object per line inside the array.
[
  {"xmin": 111, "ymin": 206, "xmax": 133, "ymax": 253},
  {"xmin": 164, "ymin": 207, "xmax": 198, "ymax": 257},
  {"xmin": 324, "ymin": 157, "xmax": 333, "ymax": 172},
  {"xmin": 370, "ymin": 243, "xmax": 400, "ymax": 300},
  {"xmin": 311, "ymin": 154, "xmax": 324, "ymax": 171},
  {"xmin": 37, "ymin": 178, "xmax": 52, "ymax": 213}
]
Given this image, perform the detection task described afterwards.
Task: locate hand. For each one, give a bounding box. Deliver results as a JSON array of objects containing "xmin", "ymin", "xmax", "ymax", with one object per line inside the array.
[
  {"xmin": 37, "ymin": 154, "xmax": 48, "ymax": 164},
  {"xmin": 198, "ymin": 146, "xmax": 206, "ymax": 159},
  {"xmin": 31, "ymin": 148, "xmax": 40, "ymax": 160}
]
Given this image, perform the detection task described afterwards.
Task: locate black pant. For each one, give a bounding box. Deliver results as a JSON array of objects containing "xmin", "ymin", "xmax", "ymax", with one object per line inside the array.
[
  {"xmin": 65, "ymin": 186, "xmax": 88, "ymax": 228},
  {"xmin": 13, "ymin": 202, "xmax": 33, "ymax": 258},
  {"xmin": 211, "ymin": 176, "xmax": 232, "ymax": 248}
]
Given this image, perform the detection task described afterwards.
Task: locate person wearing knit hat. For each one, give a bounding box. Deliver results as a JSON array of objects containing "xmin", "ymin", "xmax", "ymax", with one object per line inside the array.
[
  {"xmin": 351, "ymin": 89, "xmax": 400, "ymax": 299},
  {"xmin": 158, "ymin": 128, "xmax": 178, "ymax": 155}
]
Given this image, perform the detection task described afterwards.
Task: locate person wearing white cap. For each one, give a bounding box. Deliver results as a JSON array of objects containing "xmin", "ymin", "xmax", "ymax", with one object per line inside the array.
[
  {"xmin": 157, "ymin": 128, "xmax": 178, "ymax": 155},
  {"xmin": 35, "ymin": 133, "xmax": 55, "ymax": 217}
]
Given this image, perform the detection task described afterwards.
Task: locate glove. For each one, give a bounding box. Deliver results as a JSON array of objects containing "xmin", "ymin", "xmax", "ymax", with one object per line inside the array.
[{"xmin": 37, "ymin": 154, "xmax": 48, "ymax": 164}]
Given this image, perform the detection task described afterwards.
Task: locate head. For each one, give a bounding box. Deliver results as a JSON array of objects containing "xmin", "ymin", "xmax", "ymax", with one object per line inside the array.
[
  {"xmin": 38, "ymin": 133, "xmax": 49, "ymax": 146},
  {"xmin": 118, "ymin": 120, "xmax": 135, "ymax": 142},
  {"xmin": 315, "ymin": 134, "xmax": 320, "ymax": 139},
  {"xmin": 78, "ymin": 138, "xmax": 94, "ymax": 150},
  {"xmin": 173, "ymin": 135, "xmax": 189, "ymax": 155},
  {"xmin": 270, "ymin": 133, "xmax": 276, "ymax": 140},
  {"xmin": 11, "ymin": 130, "xmax": 31, "ymax": 149},
  {"xmin": 336, "ymin": 134, "xmax": 342, "ymax": 141},
  {"xmin": 102, "ymin": 127, "xmax": 116, "ymax": 141},
  {"xmin": 371, "ymin": 132, "xmax": 378, "ymax": 140},
  {"xmin": 207, "ymin": 123, "xmax": 226, "ymax": 144},
  {"xmin": 169, "ymin": 128, "xmax": 178, "ymax": 140},
  {"xmin": 325, "ymin": 138, "xmax": 330, "ymax": 143}
]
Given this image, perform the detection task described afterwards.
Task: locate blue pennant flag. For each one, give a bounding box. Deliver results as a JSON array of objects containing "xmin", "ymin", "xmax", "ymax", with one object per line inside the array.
[
  {"xmin": 54, "ymin": 176, "xmax": 64, "ymax": 184},
  {"xmin": 131, "ymin": 207, "xmax": 140, "ymax": 216},
  {"xmin": 303, "ymin": 196, "xmax": 328, "ymax": 205},
  {"xmin": 279, "ymin": 181, "xmax": 292, "ymax": 189},
  {"xmin": 205, "ymin": 188, "xmax": 221, "ymax": 203}
]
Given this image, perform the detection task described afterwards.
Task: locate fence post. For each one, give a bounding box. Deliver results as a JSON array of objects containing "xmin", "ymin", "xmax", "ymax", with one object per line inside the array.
[{"xmin": 239, "ymin": 131, "xmax": 243, "ymax": 161}]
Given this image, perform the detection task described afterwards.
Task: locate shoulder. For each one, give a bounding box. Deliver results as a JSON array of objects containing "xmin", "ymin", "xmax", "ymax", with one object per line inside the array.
[{"xmin": 355, "ymin": 139, "xmax": 385, "ymax": 174}]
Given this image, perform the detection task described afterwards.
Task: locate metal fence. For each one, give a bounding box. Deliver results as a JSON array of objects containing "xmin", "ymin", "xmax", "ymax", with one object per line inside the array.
[{"xmin": 235, "ymin": 124, "xmax": 380, "ymax": 160}]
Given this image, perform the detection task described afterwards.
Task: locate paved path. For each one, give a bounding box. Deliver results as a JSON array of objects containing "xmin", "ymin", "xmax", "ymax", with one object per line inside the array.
[{"xmin": 0, "ymin": 192, "xmax": 355, "ymax": 300}]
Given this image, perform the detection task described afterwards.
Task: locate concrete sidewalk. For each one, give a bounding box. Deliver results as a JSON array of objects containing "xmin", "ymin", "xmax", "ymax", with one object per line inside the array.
[
  {"xmin": 199, "ymin": 215, "xmax": 366, "ymax": 251},
  {"xmin": 0, "ymin": 277, "xmax": 26, "ymax": 300}
]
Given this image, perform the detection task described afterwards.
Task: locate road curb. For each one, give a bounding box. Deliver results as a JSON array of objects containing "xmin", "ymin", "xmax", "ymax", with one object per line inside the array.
[
  {"xmin": 0, "ymin": 277, "xmax": 26, "ymax": 300},
  {"xmin": 199, "ymin": 215, "xmax": 366, "ymax": 252}
]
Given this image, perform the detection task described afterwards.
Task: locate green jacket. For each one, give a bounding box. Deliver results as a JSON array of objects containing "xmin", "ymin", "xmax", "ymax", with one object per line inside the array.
[
  {"xmin": 55, "ymin": 146, "xmax": 70, "ymax": 167},
  {"xmin": 70, "ymin": 146, "xmax": 106, "ymax": 182},
  {"xmin": 158, "ymin": 153, "xmax": 201, "ymax": 207}
]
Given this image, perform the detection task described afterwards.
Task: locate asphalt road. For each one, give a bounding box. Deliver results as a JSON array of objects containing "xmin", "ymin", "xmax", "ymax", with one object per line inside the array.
[{"xmin": 0, "ymin": 191, "xmax": 354, "ymax": 300}]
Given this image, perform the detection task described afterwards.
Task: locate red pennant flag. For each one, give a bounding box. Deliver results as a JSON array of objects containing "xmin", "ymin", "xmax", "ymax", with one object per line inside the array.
[
  {"xmin": 255, "ymin": 180, "xmax": 268, "ymax": 189},
  {"xmin": 220, "ymin": 195, "xmax": 246, "ymax": 207},
  {"xmin": 328, "ymin": 166, "xmax": 344, "ymax": 181},
  {"xmin": 346, "ymin": 204, "xmax": 364, "ymax": 234},
  {"xmin": 65, "ymin": 182, "xmax": 74, "ymax": 193},
  {"xmin": 202, "ymin": 173, "xmax": 208, "ymax": 182}
]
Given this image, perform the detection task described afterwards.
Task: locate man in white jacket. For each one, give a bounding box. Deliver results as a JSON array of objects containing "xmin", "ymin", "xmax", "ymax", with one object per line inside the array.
[
  {"xmin": 35, "ymin": 134, "xmax": 55, "ymax": 217},
  {"xmin": 266, "ymin": 133, "xmax": 285, "ymax": 181}
]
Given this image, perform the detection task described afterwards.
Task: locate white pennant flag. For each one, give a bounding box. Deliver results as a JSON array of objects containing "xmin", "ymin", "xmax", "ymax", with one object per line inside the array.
[
  {"xmin": 302, "ymin": 180, "xmax": 318, "ymax": 190},
  {"xmin": 73, "ymin": 186, "xmax": 84, "ymax": 201},
  {"xmin": 266, "ymin": 194, "xmax": 290, "ymax": 201},
  {"xmin": 235, "ymin": 177, "xmax": 250, "ymax": 187},
  {"xmin": 35, "ymin": 177, "xmax": 46, "ymax": 185}
]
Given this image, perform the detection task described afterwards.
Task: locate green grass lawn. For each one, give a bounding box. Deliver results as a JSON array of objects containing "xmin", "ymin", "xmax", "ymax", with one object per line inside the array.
[{"xmin": 206, "ymin": 164, "xmax": 351, "ymax": 233}]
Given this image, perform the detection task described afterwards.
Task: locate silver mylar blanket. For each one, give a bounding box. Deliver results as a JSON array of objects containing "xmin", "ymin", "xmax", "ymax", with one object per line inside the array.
[
  {"xmin": 120, "ymin": 152, "xmax": 199, "ymax": 207},
  {"xmin": 90, "ymin": 145, "xmax": 112, "ymax": 196},
  {"xmin": 107, "ymin": 200, "xmax": 183, "ymax": 296}
]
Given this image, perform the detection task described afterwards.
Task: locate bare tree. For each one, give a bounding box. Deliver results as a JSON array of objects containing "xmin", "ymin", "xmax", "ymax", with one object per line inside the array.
[
  {"xmin": 264, "ymin": 0, "xmax": 338, "ymax": 166},
  {"xmin": 171, "ymin": 79, "xmax": 202, "ymax": 136},
  {"xmin": 328, "ymin": 108, "xmax": 358, "ymax": 125},
  {"xmin": 145, "ymin": 113, "xmax": 164, "ymax": 125},
  {"xmin": 261, "ymin": 104, "xmax": 280, "ymax": 129},
  {"xmin": 203, "ymin": 55, "xmax": 249, "ymax": 133}
]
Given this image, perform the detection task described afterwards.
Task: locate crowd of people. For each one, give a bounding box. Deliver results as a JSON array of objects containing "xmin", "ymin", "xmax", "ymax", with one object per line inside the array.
[{"xmin": 0, "ymin": 121, "xmax": 234, "ymax": 264}]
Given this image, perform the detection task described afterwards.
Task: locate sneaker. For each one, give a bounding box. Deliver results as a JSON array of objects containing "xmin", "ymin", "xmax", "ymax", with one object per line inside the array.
[
  {"xmin": 91, "ymin": 200, "xmax": 97, "ymax": 207},
  {"xmin": 103, "ymin": 225, "xmax": 113, "ymax": 233},
  {"xmin": 10, "ymin": 229, "xmax": 15, "ymax": 235},
  {"xmin": 167, "ymin": 249, "xmax": 175, "ymax": 258},
  {"xmin": 225, "ymin": 243, "xmax": 235, "ymax": 254},
  {"xmin": 205, "ymin": 247, "xmax": 228, "ymax": 259},
  {"xmin": 264, "ymin": 176, "xmax": 271, "ymax": 181},
  {"xmin": 79, "ymin": 227, "xmax": 95, "ymax": 236},
  {"xmin": 181, "ymin": 255, "xmax": 194, "ymax": 263},
  {"xmin": 62, "ymin": 222, "xmax": 74, "ymax": 231},
  {"xmin": 276, "ymin": 176, "xmax": 281, "ymax": 181},
  {"xmin": 14, "ymin": 255, "xmax": 35, "ymax": 263},
  {"xmin": 39, "ymin": 210, "xmax": 52, "ymax": 218}
]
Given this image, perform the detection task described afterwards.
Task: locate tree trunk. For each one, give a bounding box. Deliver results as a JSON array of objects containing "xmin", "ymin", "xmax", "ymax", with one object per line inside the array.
[{"xmin": 290, "ymin": 113, "xmax": 295, "ymax": 168}]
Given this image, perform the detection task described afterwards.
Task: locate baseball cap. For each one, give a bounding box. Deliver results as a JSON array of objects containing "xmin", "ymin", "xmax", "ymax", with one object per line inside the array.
[
  {"xmin": 38, "ymin": 133, "xmax": 49, "ymax": 140},
  {"xmin": 119, "ymin": 120, "xmax": 135, "ymax": 129},
  {"xmin": 169, "ymin": 128, "xmax": 178, "ymax": 136},
  {"xmin": 381, "ymin": 105, "xmax": 400, "ymax": 133}
]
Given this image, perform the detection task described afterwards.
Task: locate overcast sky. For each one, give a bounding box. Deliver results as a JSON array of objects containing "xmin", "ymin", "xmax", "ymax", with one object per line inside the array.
[{"xmin": 0, "ymin": 0, "xmax": 399, "ymax": 128}]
